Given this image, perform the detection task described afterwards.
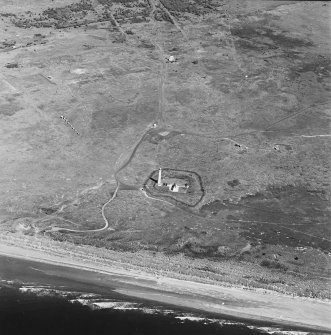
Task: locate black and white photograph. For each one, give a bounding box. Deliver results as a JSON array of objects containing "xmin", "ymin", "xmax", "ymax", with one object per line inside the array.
[{"xmin": 0, "ymin": 1, "xmax": 330, "ymax": 334}]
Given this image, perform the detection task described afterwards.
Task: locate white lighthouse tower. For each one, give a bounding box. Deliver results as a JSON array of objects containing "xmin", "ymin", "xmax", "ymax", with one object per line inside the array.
[{"xmin": 158, "ymin": 168, "xmax": 162, "ymax": 186}]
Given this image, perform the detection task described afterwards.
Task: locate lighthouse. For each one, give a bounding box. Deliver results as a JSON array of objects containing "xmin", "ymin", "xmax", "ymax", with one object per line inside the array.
[{"xmin": 158, "ymin": 168, "xmax": 162, "ymax": 186}]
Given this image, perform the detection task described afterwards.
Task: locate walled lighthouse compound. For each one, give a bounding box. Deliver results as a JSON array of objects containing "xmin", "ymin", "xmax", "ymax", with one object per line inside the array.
[{"xmin": 157, "ymin": 168, "xmax": 189, "ymax": 193}]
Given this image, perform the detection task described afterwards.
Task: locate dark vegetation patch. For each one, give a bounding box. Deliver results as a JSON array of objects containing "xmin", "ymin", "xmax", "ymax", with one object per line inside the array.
[
  {"xmin": 0, "ymin": 102, "xmax": 22, "ymax": 116},
  {"xmin": 200, "ymin": 199, "xmax": 238, "ymax": 215},
  {"xmin": 233, "ymin": 39, "xmax": 264, "ymax": 52},
  {"xmin": 111, "ymin": 0, "xmax": 136, "ymax": 4},
  {"xmin": 180, "ymin": 243, "xmax": 220, "ymax": 258},
  {"xmin": 39, "ymin": 207, "xmax": 57, "ymax": 215},
  {"xmin": 154, "ymin": 8, "xmax": 173, "ymax": 23},
  {"xmin": 96, "ymin": 0, "xmax": 111, "ymax": 4},
  {"xmin": 34, "ymin": 33, "xmax": 46, "ymax": 39},
  {"xmin": 163, "ymin": 230, "xmax": 235, "ymax": 259},
  {"xmin": 138, "ymin": 39, "xmax": 155, "ymax": 49},
  {"xmin": 113, "ymin": 6, "xmax": 150, "ymax": 24},
  {"xmin": 234, "ymin": 186, "xmax": 330, "ymax": 251},
  {"xmin": 7, "ymin": 0, "xmax": 212, "ymax": 28},
  {"xmin": 112, "ymin": 34, "xmax": 126, "ymax": 43},
  {"xmin": 290, "ymin": 107, "xmax": 330, "ymax": 134},
  {"xmin": 43, "ymin": 0, "xmax": 93, "ymax": 20},
  {"xmin": 9, "ymin": 0, "xmax": 150, "ymax": 29},
  {"xmin": 160, "ymin": 0, "xmax": 196, "ymax": 13},
  {"xmin": 5, "ymin": 62, "xmax": 19, "ymax": 68},
  {"xmin": 227, "ymin": 179, "xmax": 240, "ymax": 187},
  {"xmin": 231, "ymin": 22, "xmax": 313, "ymax": 54},
  {"xmin": 91, "ymin": 106, "xmax": 129, "ymax": 131},
  {"xmin": 0, "ymin": 40, "xmax": 16, "ymax": 49},
  {"xmin": 0, "ymin": 12, "xmax": 17, "ymax": 17},
  {"xmin": 260, "ymin": 259, "xmax": 288, "ymax": 271},
  {"xmin": 11, "ymin": 0, "xmax": 95, "ymax": 29},
  {"xmin": 288, "ymin": 56, "xmax": 331, "ymax": 83},
  {"xmin": 201, "ymin": 185, "xmax": 330, "ymax": 251},
  {"xmin": 159, "ymin": 0, "xmax": 216, "ymax": 16}
]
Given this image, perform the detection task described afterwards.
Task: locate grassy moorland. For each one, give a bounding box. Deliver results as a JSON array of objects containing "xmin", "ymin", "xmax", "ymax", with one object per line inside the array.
[{"xmin": 0, "ymin": 0, "xmax": 330, "ymax": 300}]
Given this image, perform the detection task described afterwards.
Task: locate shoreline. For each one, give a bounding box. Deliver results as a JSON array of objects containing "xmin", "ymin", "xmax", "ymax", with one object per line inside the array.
[{"xmin": 0, "ymin": 239, "xmax": 330, "ymax": 332}]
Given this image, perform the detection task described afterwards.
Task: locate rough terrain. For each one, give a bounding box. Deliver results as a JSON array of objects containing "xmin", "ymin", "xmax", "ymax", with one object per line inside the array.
[{"xmin": 0, "ymin": 0, "xmax": 330, "ymax": 310}]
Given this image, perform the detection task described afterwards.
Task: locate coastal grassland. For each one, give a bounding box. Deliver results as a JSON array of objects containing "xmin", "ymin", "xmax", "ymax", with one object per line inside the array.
[
  {"xmin": 0, "ymin": 233, "xmax": 330, "ymax": 301},
  {"xmin": 0, "ymin": 0, "xmax": 330, "ymax": 303},
  {"xmin": 0, "ymin": 7, "xmax": 160, "ymax": 231}
]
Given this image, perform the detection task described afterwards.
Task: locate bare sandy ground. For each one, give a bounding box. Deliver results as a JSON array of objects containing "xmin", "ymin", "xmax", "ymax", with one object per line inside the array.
[{"xmin": 0, "ymin": 240, "xmax": 330, "ymax": 332}]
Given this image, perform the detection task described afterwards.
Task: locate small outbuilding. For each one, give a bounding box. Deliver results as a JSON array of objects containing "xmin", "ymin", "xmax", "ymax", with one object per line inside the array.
[{"xmin": 157, "ymin": 168, "xmax": 188, "ymax": 193}]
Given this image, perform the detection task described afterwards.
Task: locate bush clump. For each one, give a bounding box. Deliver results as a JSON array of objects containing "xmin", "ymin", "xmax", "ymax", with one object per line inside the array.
[{"xmin": 260, "ymin": 259, "xmax": 288, "ymax": 271}]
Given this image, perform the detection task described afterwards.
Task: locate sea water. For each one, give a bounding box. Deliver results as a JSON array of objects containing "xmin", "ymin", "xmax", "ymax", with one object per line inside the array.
[{"xmin": 0, "ymin": 255, "xmax": 317, "ymax": 335}]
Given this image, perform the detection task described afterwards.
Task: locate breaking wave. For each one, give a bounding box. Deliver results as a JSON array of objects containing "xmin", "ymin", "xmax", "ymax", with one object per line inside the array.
[{"xmin": 1, "ymin": 280, "xmax": 313, "ymax": 335}]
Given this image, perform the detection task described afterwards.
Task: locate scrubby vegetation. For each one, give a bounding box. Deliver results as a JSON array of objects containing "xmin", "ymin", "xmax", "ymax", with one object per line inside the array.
[{"xmin": 0, "ymin": 0, "xmax": 330, "ymax": 304}]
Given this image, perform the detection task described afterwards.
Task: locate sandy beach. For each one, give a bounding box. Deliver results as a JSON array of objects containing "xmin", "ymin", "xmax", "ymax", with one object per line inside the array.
[
  {"xmin": 0, "ymin": 1, "xmax": 330, "ymax": 334},
  {"xmin": 0, "ymin": 237, "xmax": 330, "ymax": 332}
]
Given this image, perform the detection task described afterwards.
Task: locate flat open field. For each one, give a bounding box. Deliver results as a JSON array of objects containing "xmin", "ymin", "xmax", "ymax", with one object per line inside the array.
[{"xmin": 0, "ymin": 0, "xmax": 330, "ymax": 304}]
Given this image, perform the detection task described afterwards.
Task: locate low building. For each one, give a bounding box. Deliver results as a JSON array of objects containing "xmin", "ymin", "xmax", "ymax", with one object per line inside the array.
[{"xmin": 156, "ymin": 168, "xmax": 189, "ymax": 193}]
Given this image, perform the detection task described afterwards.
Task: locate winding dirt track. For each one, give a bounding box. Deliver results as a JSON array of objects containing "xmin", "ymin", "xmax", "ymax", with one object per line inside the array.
[
  {"xmin": 54, "ymin": 123, "xmax": 157, "ymax": 233},
  {"xmin": 52, "ymin": 0, "xmax": 202, "ymax": 234},
  {"xmin": 55, "ymin": 5, "xmax": 168, "ymax": 233},
  {"xmin": 52, "ymin": 1, "xmax": 329, "ymax": 234}
]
